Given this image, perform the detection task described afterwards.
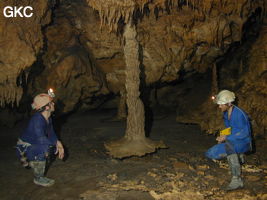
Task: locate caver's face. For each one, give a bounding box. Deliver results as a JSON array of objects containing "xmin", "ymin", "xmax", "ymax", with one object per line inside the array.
[
  {"xmin": 47, "ymin": 101, "xmax": 55, "ymax": 112},
  {"xmin": 218, "ymin": 104, "xmax": 229, "ymax": 112}
]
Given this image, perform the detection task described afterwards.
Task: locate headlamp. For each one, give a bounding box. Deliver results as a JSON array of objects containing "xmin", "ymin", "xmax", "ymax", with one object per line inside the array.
[
  {"xmin": 48, "ymin": 88, "xmax": 55, "ymax": 98},
  {"xmin": 211, "ymin": 95, "xmax": 217, "ymax": 103}
]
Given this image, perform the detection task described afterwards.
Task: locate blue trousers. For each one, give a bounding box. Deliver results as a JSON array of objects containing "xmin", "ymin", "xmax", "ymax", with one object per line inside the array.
[
  {"xmin": 16, "ymin": 144, "xmax": 55, "ymax": 161},
  {"xmin": 205, "ymin": 140, "xmax": 251, "ymax": 160}
]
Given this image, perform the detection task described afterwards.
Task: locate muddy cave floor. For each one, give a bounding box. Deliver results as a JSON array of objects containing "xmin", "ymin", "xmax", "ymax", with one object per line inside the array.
[{"xmin": 0, "ymin": 109, "xmax": 267, "ymax": 200}]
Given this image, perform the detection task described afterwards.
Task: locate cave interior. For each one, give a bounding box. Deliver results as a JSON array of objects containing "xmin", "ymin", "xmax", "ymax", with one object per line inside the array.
[{"xmin": 0, "ymin": 0, "xmax": 267, "ymax": 199}]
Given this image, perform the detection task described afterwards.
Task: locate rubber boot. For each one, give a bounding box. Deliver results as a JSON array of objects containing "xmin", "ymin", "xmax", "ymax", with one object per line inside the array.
[
  {"xmin": 226, "ymin": 154, "xmax": 243, "ymax": 190},
  {"xmin": 29, "ymin": 161, "xmax": 55, "ymax": 187}
]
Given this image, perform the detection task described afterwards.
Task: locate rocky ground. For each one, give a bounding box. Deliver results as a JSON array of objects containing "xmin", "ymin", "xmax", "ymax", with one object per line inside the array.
[{"xmin": 0, "ymin": 109, "xmax": 266, "ymax": 200}]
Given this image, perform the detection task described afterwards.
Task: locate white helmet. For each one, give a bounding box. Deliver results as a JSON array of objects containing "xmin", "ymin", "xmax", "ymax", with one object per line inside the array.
[{"xmin": 214, "ymin": 90, "xmax": 235, "ymax": 105}]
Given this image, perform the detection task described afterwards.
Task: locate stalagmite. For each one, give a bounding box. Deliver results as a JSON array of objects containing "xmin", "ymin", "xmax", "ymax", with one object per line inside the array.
[{"xmin": 104, "ymin": 23, "xmax": 166, "ymax": 158}]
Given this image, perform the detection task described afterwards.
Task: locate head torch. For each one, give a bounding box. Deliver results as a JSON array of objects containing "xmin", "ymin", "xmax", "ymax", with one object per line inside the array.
[
  {"xmin": 211, "ymin": 95, "xmax": 217, "ymax": 103},
  {"xmin": 48, "ymin": 88, "xmax": 55, "ymax": 98}
]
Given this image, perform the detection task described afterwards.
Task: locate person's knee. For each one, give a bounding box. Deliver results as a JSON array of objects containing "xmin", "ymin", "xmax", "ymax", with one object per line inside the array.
[
  {"xmin": 205, "ymin": 145, "xmax": 226, "ymax": 160},
  {"xmin": 227, "ymin": 154, "xmax": 240, "ymax": 165},
  {"xmin": 28, "ymin": 153, "xmax": 47, "ymax": 162}
]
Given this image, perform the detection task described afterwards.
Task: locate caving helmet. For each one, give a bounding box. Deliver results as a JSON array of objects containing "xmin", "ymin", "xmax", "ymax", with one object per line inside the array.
[
  {"xmin": 213, "ymin": 90, "xmax": 235, "ymax": 105},
  {"xmin": 31, "ymin": 89, "xmax": 55, "ymax": 111}
]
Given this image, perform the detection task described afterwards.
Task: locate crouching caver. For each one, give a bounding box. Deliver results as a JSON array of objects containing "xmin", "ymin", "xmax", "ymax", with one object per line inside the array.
[
  {"xmin": 205, "ymin": 90, "xmax": 252, "ymax": 191},
  {"xmin": 16, "ymin": 90, "xmax": 64, "ymax": 187}
]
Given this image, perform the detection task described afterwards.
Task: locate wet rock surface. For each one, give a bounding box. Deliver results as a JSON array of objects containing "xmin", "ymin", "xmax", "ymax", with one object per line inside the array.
[{"xmin": 0, "ymin": 109, "xmax": 266, "ymax": 200}]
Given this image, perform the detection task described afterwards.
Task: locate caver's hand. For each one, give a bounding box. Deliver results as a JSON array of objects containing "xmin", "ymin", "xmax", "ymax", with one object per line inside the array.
[
  {"xmin": 216, "ymin": 135, "xmax": 226, "ymax": 143},
  {"xmin": 55, "ymin": 140, "xmax": 64, "ymax": 159}
]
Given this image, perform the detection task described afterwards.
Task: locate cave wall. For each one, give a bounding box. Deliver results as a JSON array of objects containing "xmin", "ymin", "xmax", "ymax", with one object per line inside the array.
[
  {"xmin": 219, "ymin": 15, "xmax": 267, "ymax": 137},
  {"xmin": 31, "ymin": 1, "xmax": 119, "ymax": 112},
  {"xmin": 36, "ymin": 0, "xmax": 265, "ymax": 114},
  {"xmin": 176, "ymin": 7, "xmax": 267, "ymax": 137},
  {"xmin": 0, "ymin": 0, "xmax": 54, "ymax": 106},
  {"xmin": 240, "ymin": 18, "xmax": 267, "ymax": 136}
]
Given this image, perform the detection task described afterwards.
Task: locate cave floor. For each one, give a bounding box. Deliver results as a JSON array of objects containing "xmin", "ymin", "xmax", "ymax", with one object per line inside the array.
[{"xmin": 0, "ymin": 109, "xmax": 267, "ymax": 200}]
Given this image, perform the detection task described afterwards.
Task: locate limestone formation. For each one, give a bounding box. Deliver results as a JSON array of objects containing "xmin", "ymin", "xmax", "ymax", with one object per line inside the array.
[
  {"xmin": 0, "ymin": 0, "xmax": 53, "ymax": 106},
  {"xmin": 28, "ymin": 4, "xmax": 108, "ymax": 113},
  {"xmin": 104, "ymin": 23, "xmax": 166, "ymax": 158},
  {"xmin": 234, "ymin": 17, "xmax": 267, "ymax": 136}
]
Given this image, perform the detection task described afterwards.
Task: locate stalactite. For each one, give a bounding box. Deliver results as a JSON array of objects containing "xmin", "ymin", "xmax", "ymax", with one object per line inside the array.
[
  {"xmin": 0, "ymin": 83, "xmax": 22, "ymax": 107},
  {"xmin": 87, "ymin": 0, "xmax": 261, "ymax": 33}
]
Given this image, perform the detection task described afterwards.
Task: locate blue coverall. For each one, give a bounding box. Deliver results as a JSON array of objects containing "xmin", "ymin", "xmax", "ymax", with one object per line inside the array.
[
  {"xmin": 16, "ymin": 112, "xmax": 58, "ymax": 161},
  {"xmin": 205, "ymin": 105, "xmax": 252, "ymax": 160}
]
